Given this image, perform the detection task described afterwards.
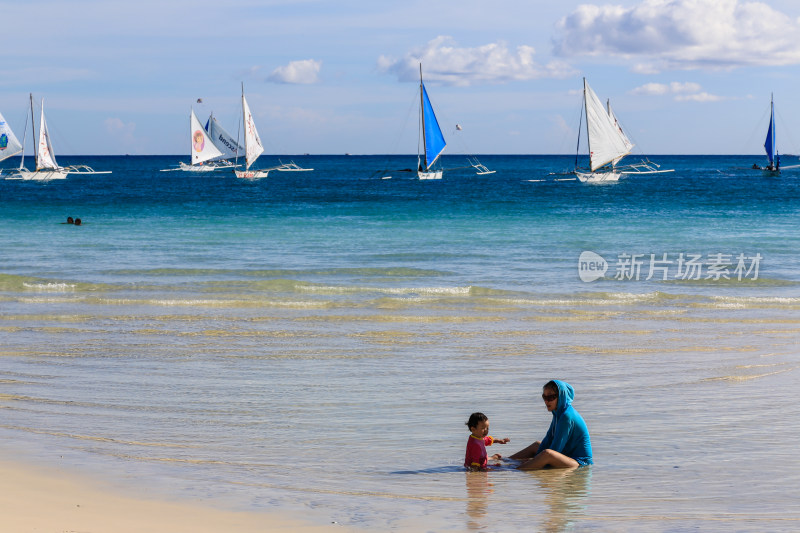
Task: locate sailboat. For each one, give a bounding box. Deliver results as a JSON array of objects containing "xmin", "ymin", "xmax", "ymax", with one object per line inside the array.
[
  {"xmin": 0, "ymin": 109, "xmax": 24, "ymax": 178},
  {"xmin": 172, "ymin": 109, "xmax": 226, "ymax": 172},
  {"xmin": 575, "ymin": 78, "xmax": 672, "ymax": 183},
  {"xmin": 417, "ymin": 65, "xmax": 446, "ymax": 180},
  {"xmin": 234, "ymin": 85, "xmax": 275, "ymax": 179},
  {"xmin": 12, "ymin": 95, "xmax": 68, "ymax": 181},
  {"xmin": 758, "ymin": 94, "xmax": 780, "ymax": 174}
]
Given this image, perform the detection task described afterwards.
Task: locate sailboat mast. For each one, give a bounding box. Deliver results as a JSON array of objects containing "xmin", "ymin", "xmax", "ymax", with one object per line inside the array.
[
  {"xmin": 18, "ymin": 106, "xmax": 29, "ymax": 170},
  {"xmin": 29, "ymin": 94, "xmax": 36, "ymax": 170},
  {"xmin": 240, "ymin": 82, "xmax": 248, "ymax": 170},
  {"xmin": 607, "ymin": 98, "xmax": 612, "ymax": 170},
  {"xmin": 234, "ymin": 84, "xmax": 242, "ymax": 168},
  {"xmin": 770, "ymin": 93, "xmax": 775, "ymax": 162},
  {"xmin": 583, "ymin": 78, "xmax": 592, "ymax": 169},
  {"xmin": 419, "ymin": 64, "xmax": 428, "ymax": 171},
  {"xmin": 574, "ymin": 100, "xmax": 583, "ymax": 170}
]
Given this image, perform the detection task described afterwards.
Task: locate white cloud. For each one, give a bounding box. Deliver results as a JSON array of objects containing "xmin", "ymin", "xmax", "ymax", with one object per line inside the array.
[
  {"xmin": 267, "ymin": 59, "xmax": 322, "ymax": 85},
  {"xmin": 378, "ymin": 36, "xmax": 575, "ymax": 86},
  {"xmin": 631, "ymin": 83, "xmax": 671, "ymax": 96},
  {"xmin": 553, "ymin": 0, "xmax": 800, "ymax": 71},
  {"xmin": 668, "ymin": 82, "xmax": 702, "ymax": 94},
  {"xmin": 631, "ymin": 81, "xmax": 721, "ymax": 102},
  {"xmin": 631, "ymin": 63, "xmax": 661, "ymax": 75},
  {"xmin": 675, "ymin": 92, "xmax": 723, "ymax": 102}
]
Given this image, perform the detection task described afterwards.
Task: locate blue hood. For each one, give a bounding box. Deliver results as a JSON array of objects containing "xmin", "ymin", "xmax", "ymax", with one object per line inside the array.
[{"xmin": 551, "ymin": 379, "xmax": 574, "ymax": 417}]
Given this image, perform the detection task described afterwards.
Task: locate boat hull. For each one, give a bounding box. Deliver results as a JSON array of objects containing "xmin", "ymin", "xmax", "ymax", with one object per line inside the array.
[
  {"xmin": 576, "ymin": 171, "xmax": 621, "ymax": 183},
  {"xmin": 235, "ymin": 170, "xmax": 270, "ymax": 179},
  {"xmin": 7, "ymin": 169, "xmax": 68, "ymax": 181},
  {"xmin": 178, "ymin": 162, "xmax": 231, "ymax": 172},
  {"xmin": 418, "ymin": 170, "xmax": 443, "ymax": 180}
]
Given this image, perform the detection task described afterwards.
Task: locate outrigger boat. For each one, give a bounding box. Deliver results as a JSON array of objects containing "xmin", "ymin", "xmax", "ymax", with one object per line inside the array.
[
  {"xmin": 574, "ymin": 78, "xmax": 672, "ymax": 183},
  {"xmin": 8, "ymin": 94, "xmax": 110, "ymax": 180}
]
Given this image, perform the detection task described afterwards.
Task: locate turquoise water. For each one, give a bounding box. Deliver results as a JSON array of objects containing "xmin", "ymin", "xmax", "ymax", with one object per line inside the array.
[{"xmin": 1, "ymin": 155, "xmax": 799, "ymax": 531}]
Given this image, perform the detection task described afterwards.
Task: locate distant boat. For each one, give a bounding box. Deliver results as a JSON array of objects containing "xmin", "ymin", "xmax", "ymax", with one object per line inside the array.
[
  {"xmin": 234, "ymin": 85, "xmax": 276, "ymax": 179},
  {"xmin": 417, "ymin": 65, "xmax": 446, "ymax": 180},
  {"xmin": 276, "ymin": 160, "xmax": 313, "ymax": 172},
  {"xmin": 7, "ymin": 95, "xmax": 111, "ymax": 181},
  {"xmin": 175, "ymin": 109, "xmax": 232, "ymax": 172},
  {"xmin": 575, "ymin": 78, "xmax": 672, "ymax": 183},
  {"xmin": 9, "ymin": 95, "xmax": 67, "ymax": 181},
  {"xmin": 159, "ymin": 107, "xmax": 235, "ymax": 172},
  {"xmin": 757, "ymin": 94, "xmax": 780, "ymax": 175}
]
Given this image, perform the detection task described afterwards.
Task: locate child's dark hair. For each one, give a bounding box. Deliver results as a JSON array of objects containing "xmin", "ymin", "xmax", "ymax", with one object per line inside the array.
[{"xmin": 465, "ymin": 412, "xmax": 488, "ymax": 429}]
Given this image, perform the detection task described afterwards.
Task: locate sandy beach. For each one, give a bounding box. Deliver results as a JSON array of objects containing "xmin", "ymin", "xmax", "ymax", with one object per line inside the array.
[{"xmin": 0, "ymin": 458, "xmax": 349, "ymax": 533}]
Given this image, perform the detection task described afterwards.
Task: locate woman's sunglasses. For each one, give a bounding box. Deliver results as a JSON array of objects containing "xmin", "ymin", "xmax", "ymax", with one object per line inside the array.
[{"xmin": 541, "ymin": 393, "xmax": 557, "ymax": 402}]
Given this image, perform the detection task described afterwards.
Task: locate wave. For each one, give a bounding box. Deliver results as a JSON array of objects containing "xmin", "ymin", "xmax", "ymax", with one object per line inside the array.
[
  {"xmin": 700, "ymin": 366, "xmax": 798, "ymax": 382},
  {"xmin": 108, "ymin": 266, "xmax": 449, "ymax": 278},
  {"xmin": 0, "ymin": 273, "xmax": 113, "ymax": 293},
  {"xmin": 3, "ymin": 269, "xmax": 800, "ymax": 314}
]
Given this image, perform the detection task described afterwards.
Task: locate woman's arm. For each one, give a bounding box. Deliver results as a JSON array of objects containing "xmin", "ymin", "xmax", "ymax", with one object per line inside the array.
[{"xmin": 545, "ymin": 416, "xmax": 574, "ymax": 454}]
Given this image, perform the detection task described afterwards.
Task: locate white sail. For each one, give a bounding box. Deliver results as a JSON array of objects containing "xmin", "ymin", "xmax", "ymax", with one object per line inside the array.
[
  {"xmin": 36, "ymin": 100, "xmax": 59, "ymax": 170},
  {"xmin": 607, "ymin": 100, "xmax": 634, "ymax": 167},
  {"xmin": 584, "ymin": 79, "xmax": 632, "ymax": 171},
  {"xmin": 190, "ymin": 109, "xmax": 223, "ymax": 165},
  {"xmin": 241, "ymin": 94, "xmax": 264, "ymax": 170},
  {"xmin": 205, "ymin": 114, "xmax": 242, "ymax": 161},
  {"xmin": 0, "ymin": 111, "xmax": 23, "ymax": 162}
]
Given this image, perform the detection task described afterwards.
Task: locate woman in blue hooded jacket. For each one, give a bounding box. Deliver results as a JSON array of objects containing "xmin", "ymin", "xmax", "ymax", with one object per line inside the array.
[{"xmin": 510, "ymin": 380, "xmax": 593, "ymax": 469}]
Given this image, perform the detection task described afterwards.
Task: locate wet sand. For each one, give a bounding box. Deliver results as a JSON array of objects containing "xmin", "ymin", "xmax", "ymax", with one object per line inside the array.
[{"xmin": 0, "ymin": 458, "xmax": 351, "ymax": 533}]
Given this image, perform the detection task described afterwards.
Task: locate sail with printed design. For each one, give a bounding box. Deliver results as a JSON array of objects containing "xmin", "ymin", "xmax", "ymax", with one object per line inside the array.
[
  {"xmin": 204, "ymin": 112, "xmax": 242, "ymax": 168},
  {"xmin": 0, "ymin": 109, "xmax": 23, "ymax": 178},
  {"xmin": 234, "ymin": 84, "xmax": 280, "ymax": 179}
]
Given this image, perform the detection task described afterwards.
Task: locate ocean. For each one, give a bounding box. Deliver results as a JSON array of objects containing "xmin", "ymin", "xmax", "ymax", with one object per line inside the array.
[{"xmin": 1, "ymin": 154, "xmax": 799, "ymax": 531}]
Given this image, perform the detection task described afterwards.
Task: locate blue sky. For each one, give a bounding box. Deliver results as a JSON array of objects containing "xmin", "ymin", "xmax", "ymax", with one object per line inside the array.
[{"xmin": 3, "ymin": 0, "xmax": 800, "ymax": 156}]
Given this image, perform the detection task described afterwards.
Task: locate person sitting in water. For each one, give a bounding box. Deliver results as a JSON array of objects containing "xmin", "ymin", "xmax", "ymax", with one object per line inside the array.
[
  {"xmin": 464, "ymin": 412, "xmax": 509, "ymax": 470},
  {"xmin": 74, "ymin": 218, "xmax": 82, "ymax": 226},
  {"xmin": 65, "ymin": 217, "xmax": 74, "ymax": 224},
  {"xmin": 510, "ymin": 380, "xmax": 592, "ymax": 469}
]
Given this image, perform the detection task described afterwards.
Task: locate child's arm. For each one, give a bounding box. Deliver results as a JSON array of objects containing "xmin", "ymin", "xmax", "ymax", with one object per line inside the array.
[{"xmin": 486, "ymin": 437, "xmax": 510, "ymax": 462}]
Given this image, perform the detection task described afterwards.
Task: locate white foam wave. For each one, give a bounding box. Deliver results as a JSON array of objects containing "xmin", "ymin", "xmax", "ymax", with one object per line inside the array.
[
  {"xmin": 711, "ymin": 296, "xmax": 800, "ymax": 304},
  {"xmin": 22, "ymin": 282, "xmax": 76, "ymax": 293},
  {"xmin": 298, "ymin": 284, "xmax": 473, "ymax": 297}
]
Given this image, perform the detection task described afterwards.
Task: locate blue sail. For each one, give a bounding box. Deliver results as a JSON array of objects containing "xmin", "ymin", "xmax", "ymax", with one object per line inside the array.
[
  {"xmin": 421, "ymin": 83, "xmax": 446, "ymax": 170},
  {"xmin": 764, "ymin": 100, "xmax": 775, "ymax": 165}
]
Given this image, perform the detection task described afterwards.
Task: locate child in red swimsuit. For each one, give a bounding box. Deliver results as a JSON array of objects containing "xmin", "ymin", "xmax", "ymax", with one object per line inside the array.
[{"xmin": 464, "ymin": 412, "xmax": 509, "ymax": 469}]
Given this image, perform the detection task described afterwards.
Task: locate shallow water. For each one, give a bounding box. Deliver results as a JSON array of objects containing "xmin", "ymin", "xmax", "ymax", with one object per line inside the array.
[{"xmin": 1, "ymin": 155, "xmax": 799, "ymax": 530}]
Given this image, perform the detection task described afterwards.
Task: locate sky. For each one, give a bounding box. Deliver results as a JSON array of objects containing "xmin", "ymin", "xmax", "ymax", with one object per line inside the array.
[{"xmin": 3, "ymin": 0, "xmax": 800, "ymax": 156}]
